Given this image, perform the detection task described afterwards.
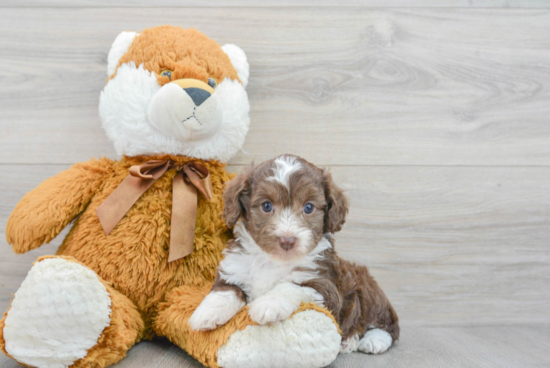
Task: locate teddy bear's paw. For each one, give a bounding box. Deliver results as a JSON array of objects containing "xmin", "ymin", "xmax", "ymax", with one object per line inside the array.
[
  {"xmin": 248, "ymin": 295, "xmax": 297, "ymax": 325},
  {"xmin": 218, "ymin": 309, "xmax": 341, "ymax": 368},
  {"xmin": 3, "ymin": 258, "xmax": 112, "ymax": 368},
  {"xmin": 189, "ymin": 290, "xmax": 245, "ymax": 331},
  {"xmin": 357, "ymin": 328, "xmax": 393, "ymax": 354}
]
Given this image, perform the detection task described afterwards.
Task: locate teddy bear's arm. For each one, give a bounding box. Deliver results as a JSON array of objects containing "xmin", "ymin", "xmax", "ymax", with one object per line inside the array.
[{"xmin": 6, "ymin": 161, "xmax": 106, "ymax": 254}]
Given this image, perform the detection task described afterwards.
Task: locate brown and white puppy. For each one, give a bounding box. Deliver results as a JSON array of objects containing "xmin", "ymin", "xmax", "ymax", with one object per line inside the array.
[{"xmin": 189, "ymin": 155, "xmax": 399, "ymax": 354}]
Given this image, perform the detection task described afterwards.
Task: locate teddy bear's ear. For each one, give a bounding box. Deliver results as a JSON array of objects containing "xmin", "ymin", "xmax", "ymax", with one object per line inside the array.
[
  {"xmin": 222, "ymin": 44, "xmax": 249, "ymax": 88},
  {"xmin": 107, "ymin": 31, "xmax": 139, "ymax": 77}
]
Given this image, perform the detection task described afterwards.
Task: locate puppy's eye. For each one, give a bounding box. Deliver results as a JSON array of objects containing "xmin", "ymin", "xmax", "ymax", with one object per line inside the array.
[
  {"xmin": 160, "ymin": 70, "xmax": 172, "ymax": 79},
  {"xmin": 208, "ymin": 78, "xmax": 217, "ymax": 89},
  {"xmin": 261, "ymin": 201, "xmax": 273, "ymax": 213},
  {"xmin": 303, "ymin": 203, "xmax": 315, "ymax": 214}
]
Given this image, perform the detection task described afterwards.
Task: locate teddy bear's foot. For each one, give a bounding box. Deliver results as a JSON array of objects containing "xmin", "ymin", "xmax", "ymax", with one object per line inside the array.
[
  {"xmin": 217, "ymin": 308, "xmax": 341, "ymax": 368},
  {"xmin": 1, "ymin": 257, "xmax": 111, "ymax": 367},
  {"xmin": 0, "ymin": 256, "xmax": 144, "ymax": 368}
]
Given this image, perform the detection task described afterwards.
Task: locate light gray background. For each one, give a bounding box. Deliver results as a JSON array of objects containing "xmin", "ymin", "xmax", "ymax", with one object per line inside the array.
[{"xmin": 1, "ymin": 1, "xmax": 549, "ymax": 367}]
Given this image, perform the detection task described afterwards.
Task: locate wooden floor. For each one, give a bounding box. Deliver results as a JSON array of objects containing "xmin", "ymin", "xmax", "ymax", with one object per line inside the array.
[
  {"xmin": 1, "ymin": 0, "xmax": 550, "ymax": 367},
  {"xmin": 1, "ymin": 324, "xmax": 549, "ymax": 368}
]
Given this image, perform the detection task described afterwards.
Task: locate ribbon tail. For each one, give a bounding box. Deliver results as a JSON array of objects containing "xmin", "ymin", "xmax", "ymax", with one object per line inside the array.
[
  {"xmin": 97, "ymin": 160, "xmax": 171, "ymax": 235},
  {"xmin": 168, "ymin": 171, "xmax": 198, "ymax": 262},
  {"xmin": 96, "ymin": 174, "xmax": 159, "ymax": 235}
]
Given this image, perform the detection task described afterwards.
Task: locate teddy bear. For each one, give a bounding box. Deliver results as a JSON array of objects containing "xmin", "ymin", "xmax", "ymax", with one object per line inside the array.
[{"xmin": 0, "ymin": 25, "xmax": 342, "ymax": 368}]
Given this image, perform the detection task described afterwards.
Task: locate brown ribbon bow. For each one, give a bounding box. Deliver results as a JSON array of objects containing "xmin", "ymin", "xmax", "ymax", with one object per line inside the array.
[{"xmin": 96, "ymin": 160, "xmax": 213, "ymax": 262}]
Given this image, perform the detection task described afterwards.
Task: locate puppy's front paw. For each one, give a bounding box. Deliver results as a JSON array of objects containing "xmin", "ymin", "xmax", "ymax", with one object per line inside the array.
[
  {"xmin": 357, "ymin": 329, "xmax": 393, "ymax": 354},
  {"xmin": 340, "ymin": 335, "xmax": 359, "ymax": 354},
  {"xmin": 248, "ymin": 295, "xmax": 297, "ymax": 325},
  {"xmin": 188, "ymin": 291, "xmax": 245, "ymax": 331}
]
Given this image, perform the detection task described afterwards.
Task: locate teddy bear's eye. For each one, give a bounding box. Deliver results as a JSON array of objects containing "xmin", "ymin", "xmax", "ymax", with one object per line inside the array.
[
  {"xmin": 160, "ymin": 70, "xmax": 172, "ymax": 79},
  {"xmin": 208, "ymin": 78, "xmax": 217, "ymax": 89}
]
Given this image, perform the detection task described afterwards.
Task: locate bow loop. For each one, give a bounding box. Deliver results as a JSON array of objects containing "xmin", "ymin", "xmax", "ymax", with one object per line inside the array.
[
  {"xmin": 96, "ymin": 159, "xmax": 213, "ymax": 262},
  {"xmin": 129, "ymin": 160, "xmax": 171, "ymax": 179},
  {"xmin": 183, "ymin": 163, "xmax": 214, "ymax": 200}
]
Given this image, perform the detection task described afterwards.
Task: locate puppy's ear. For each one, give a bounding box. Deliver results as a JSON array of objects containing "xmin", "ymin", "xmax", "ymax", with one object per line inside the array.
[
  {"xmin": 223, "ymin": 168, "xmax": 252, "ymax": 228},
  {"xmin": 323, "ymin": 170, "xmax": 349, "ymax": 233}
]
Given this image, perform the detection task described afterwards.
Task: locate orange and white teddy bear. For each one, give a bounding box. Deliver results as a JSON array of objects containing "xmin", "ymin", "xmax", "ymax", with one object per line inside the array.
[{"xmin": 0, "ymin": 25, "xmax": 341, "ymax": 368}]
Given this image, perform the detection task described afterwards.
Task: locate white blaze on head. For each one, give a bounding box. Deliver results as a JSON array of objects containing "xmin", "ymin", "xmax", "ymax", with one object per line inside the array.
[
  {"xmin": 269, "ymin": 155, "xmax": 302, "ymax": 190},
  {"xmin": 272, "ymin": 207, "xmax": 312, "ymax": 255}
]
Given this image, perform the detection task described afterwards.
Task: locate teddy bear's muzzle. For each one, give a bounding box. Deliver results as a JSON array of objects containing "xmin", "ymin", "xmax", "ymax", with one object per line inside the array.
[{"xmin": 147, "ymin": 77, "xmax": 223, "ymax": 141}]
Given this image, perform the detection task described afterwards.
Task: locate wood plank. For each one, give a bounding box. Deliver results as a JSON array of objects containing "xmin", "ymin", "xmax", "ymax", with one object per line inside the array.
[
  {"xmin": 1, "ymin": 8, "xmax": 550, "ymax": 166},
  {"xmin": 3, "ymin": 325, "xmax": 549, "ymax": 367},
  {"xmin": 327, "ymin": 325, "xmax": 550, "ymax": 368},
  {"xmin": 2, "ymin": 1, "xmax": 550, "ymax": 8},
  {"xmin": 1, "ymin": 164, "xmax": 549, "ymax": 325},
  {"xmin": 113, "ymin": 339, "xmax": 204, "ymax": 368}
]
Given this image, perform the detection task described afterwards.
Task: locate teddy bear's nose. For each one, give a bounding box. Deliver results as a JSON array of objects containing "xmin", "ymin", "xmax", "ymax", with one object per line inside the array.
[
  {"xmin": 169, "ymin": 79, "xmax": 215, "ymax": 107},
  {"xmin": 183, "ymin": 87, "xmax": 211, "ymax": 107}
]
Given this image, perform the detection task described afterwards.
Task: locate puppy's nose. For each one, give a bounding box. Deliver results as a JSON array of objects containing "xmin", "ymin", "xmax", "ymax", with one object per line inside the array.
[
  {"xmin": 278, "ymin": 236, "xmax": 296, "ymax": 251},
  {"xmin": 183, "ymin": 88, "xmax": 211, "ymax": 107}
]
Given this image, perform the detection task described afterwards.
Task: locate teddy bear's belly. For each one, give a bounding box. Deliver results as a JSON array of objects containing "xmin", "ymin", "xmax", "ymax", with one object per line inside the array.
[{"xmin": 55, "ymin": 190, "xmax": 229, "ymax": 319}]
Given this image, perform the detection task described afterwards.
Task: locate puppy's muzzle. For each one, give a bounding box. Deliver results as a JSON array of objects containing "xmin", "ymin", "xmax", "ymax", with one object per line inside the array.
[
  {"xmin": 278, "ymin": 236, "xmax": 296, "ymax": 251},
  {"xmin": 171, "ymin": 79, "xmax": 214, "ymax": 107}
]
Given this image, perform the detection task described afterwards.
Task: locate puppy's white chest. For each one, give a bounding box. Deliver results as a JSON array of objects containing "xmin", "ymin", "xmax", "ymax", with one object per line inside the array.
[
  {"xmin": 219, "ymin": 224, "xmax": 332, "ymax": 302},
  {"xmin": 219, "ymin": 251, "xmax": 310, "ymax": 301}
]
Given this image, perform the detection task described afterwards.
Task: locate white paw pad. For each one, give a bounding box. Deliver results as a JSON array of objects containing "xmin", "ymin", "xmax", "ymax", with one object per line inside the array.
[
  {"xmin": 3, "ymin": 258, "xmax": 112, "ymax": 368},
  {"xmin": 248, "ymin": 295, "xmax": 297, "ymax": 325},
  {"xmin": 340, "ymin": 334, "xmax": 359, "ymax": 354},
  {"xmin": 218, "ymin": 310, "xmax": 341, "ymax": 368},
  {"xmin": 188, "ymin": 290, "xmax": 245, "ymax": 331},
  {"xmin": 357, "ymin": 328, "xmax": 393, "ymax": 354}
]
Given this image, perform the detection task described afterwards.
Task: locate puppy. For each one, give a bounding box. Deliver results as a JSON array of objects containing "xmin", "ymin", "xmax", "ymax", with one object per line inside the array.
[{"xmin": 189, "ymin": 155, "xmax": 399, "ymax": 354}]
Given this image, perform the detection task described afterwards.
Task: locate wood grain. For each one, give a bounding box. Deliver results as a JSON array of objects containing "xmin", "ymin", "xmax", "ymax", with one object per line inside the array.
[
  {"xmin": 2, "ymin": 1, "xmax": 550, "ymax": 8},
  {"xmin": 2, "ymin": 325, "xmax": 549, "ymax": 368},
  {"xmin": 1, "ymin": 8, "xmax": 550, "ymax": 165},
  {"xmin": 1, "ymin": 3, "xmax": 549, "ymax": 367},
  {"xmin": 2, "ymin": 164, "xmax": 548, "ymax": 326},
  {"xmin": 327, "ymin": 325, "xmax": 550, "ymax": 368}
]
